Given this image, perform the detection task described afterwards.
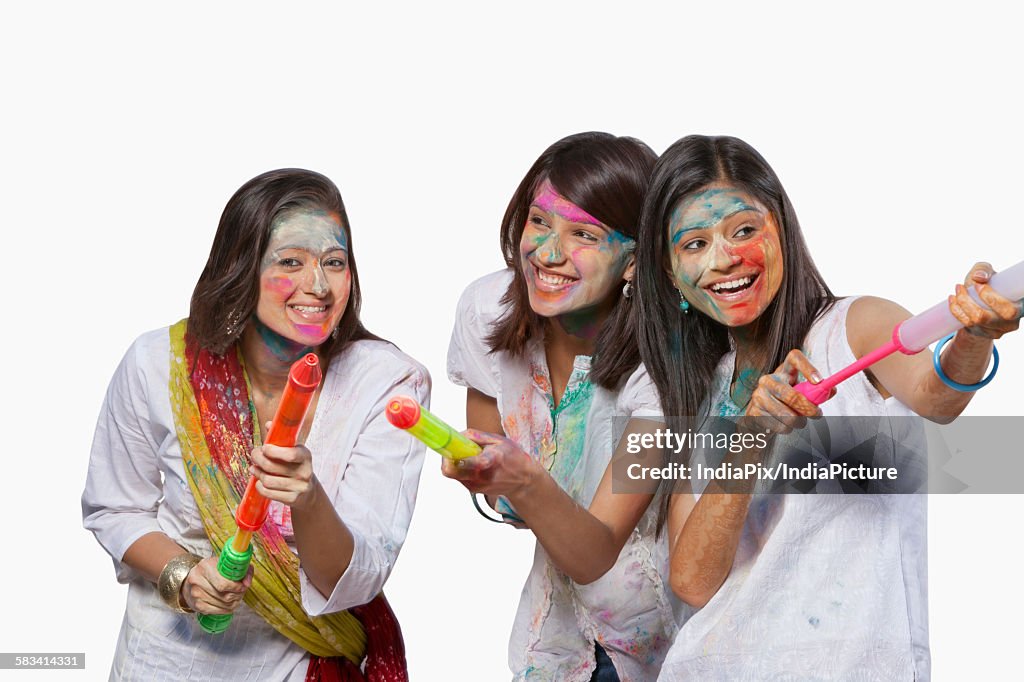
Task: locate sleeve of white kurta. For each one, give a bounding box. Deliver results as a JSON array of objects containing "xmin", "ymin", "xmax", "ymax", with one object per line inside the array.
[
  {"xmin": 619, "ymin": 363, "xmax": 665, "ymax": 419},
  {"xmin": 446, "ymin": 273, "xmax": 505, "ymax": 398},
  {"xmin": 82, "ymin": 335, "xmax": 169, "ymax": 582},
  {"xmin": 299, "ymin": 358, "xmax": 431, "ymax": 615}
]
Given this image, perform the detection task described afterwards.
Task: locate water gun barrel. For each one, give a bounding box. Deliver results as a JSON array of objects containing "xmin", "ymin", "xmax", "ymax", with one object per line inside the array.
[
  {"xmin": 233, "ymin": 353, "xmax": 321, "ymax": 532},
  {"xmin": 197, "ymin": 353, "xmax": 322, "ymax": 634},
  {"xmin": 385, "ymin": 395, "xmax": 482, "ymax": 460},
  {"xmin": 897, "ymin": 260, "xmax": 1024, "ymax": 352}
]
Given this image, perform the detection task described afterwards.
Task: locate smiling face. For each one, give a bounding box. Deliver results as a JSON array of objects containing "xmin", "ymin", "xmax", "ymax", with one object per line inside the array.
[
  {"xmin": 254, "ymin": 207, "xmax": 351, "ymax": 356},
  {"xmin": 667, "ymin": 184, "xmax": 784, "ymax": 328},
  {"xmin": 519, "ymin": 181, "xmax": 635, "ymax": 325}
]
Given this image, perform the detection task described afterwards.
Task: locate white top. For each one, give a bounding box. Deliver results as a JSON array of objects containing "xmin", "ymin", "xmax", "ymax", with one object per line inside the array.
[
  {"xmin": 83, "ymin": 327, "xmax": 429, "ymax": 681},
  {"xmin": 657, "ymin": 296, "xmax": 930, "ymax": 681},
  {"xmin": 448, "ymin": 269, "xmax": 680, "ymax": 682}
]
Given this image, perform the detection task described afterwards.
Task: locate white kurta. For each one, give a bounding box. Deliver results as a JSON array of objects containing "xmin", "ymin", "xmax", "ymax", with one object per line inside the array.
[
  {"xmin": 657, "ymin": 296, "xmax": 930, "ymax": 681},
  {"xmin": 83, "ymin": 327, "xmax": 429, "ymax": 681},
  {"xmin": 448, "ymin": 270, "xmax": 680, "ymax": 682}
]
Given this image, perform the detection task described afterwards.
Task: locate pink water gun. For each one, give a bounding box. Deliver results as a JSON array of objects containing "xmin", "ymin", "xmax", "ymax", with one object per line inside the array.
[{"xmin": 794, "ymin": 260, "xmax": 1024, "ymax": 404}]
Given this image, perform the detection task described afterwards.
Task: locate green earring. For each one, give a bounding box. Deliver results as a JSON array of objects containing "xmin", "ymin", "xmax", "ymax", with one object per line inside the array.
[{"xmin": 679, "ymin": 292, "xmax": 690, "ymax": 314}]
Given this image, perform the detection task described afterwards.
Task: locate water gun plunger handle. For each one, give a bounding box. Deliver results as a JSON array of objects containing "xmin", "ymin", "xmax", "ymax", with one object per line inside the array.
[
  {"xmin": 197, "ymin": 353, "xmax": 321, "ymax": 634},
  {"xmin": 794, "ymin": 260, "xmax": 1024, "ymax": 406}
]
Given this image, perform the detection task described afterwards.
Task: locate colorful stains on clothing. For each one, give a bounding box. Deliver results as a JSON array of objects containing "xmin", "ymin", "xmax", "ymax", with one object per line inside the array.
[
  {"xmin": 546, "ymin": 367, "xmax": 594, "ymax": 500},
  {"xmin": 600, "ymin": 632, "xmax": 672, "ymax": 665}
]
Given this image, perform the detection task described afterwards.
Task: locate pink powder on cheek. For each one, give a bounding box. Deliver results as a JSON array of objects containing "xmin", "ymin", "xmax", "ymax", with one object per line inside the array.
[
  {"xmin": 533, "ymin": 183, "xmax": 602, "ymax": 226},
  {"xmin": 266, "ymin": 275, "xmax": 295, "ymax": 295}
]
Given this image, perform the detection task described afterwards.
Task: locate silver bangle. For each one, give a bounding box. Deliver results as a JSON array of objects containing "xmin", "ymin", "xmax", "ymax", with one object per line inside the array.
[{"xmin": 157, "ymin": 553, "xmax": 201, "ymax": 613}]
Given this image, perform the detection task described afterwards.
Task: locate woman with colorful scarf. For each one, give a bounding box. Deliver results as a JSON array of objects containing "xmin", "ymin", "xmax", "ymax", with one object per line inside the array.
[{"xmin": 83, "ymin": 169, "xmax": 428, "ymax": 680}]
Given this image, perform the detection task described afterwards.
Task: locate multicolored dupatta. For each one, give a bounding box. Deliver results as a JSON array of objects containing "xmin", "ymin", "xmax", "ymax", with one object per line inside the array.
[{"xmin": 167, "ymin": 320, "xmax": 408, "ymax": 681}]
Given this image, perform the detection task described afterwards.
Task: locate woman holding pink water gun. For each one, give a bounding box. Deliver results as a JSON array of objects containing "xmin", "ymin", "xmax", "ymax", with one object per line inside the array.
[
  {"xmin": 83, "ymin": 169, "xmax": 427, "ymax": 680},
  {"xmin": 445, "ymin": 133, "xmax": 1021, "ymax": 681},
  {"xmin": 619, "ymin": 135, "xmax": 1022, "ymax": 680}
]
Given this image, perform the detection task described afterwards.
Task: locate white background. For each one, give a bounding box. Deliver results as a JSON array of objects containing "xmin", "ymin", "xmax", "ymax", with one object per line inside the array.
[{"xmin": 2, "ymin": 2, "xmax": 1022, "ymax": 680}]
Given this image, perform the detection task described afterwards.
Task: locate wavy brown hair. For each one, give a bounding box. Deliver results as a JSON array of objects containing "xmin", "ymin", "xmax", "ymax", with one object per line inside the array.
[{"xmin": 188, "ymin": 168, "xmax": 378, "ymax": 358}]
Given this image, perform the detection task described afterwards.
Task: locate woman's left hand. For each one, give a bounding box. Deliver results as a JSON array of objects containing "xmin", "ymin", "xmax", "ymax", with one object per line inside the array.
[
  {"xmin": 251, "ymin": 423, "xmax": 320, "ymax": 510},
  {"xmin": 949, "ymin": 262, "xmax": 1022, "ymax": 339},
  {"xmin": 441, "ymin": 429, "xmax": 541, "ymax": 499}
]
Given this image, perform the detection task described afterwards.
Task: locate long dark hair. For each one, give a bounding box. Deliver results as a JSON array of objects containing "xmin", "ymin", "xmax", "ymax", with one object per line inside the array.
[
  {"xmin": 188, "ymin": 168, "xmax": 378, "ymax": 358},
  {"xmin": 485, "ymin": 132, "xmax": 657, "ymax": 371},
  {"xmin": 632, "ymin": 135, "xmax": 835, "ymax": 483},
  {"xmin": 610, "ymin": 137, "xmax": 835, "ymax": 524}
]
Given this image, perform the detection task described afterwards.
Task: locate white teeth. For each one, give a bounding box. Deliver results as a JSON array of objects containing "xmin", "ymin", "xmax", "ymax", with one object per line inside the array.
[
  {"xmin": 711, "ymin": 276, "xmax": 752, "ymax": 292},
  {"xmin": 537, "ymin": 270, "xmax": 575, "ymax": 286},
  {"xmin": 291, "ymin": 305, "xmax": 326, "ymax": 313}
]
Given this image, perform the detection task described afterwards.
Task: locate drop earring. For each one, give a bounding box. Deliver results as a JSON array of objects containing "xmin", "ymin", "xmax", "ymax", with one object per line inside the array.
[
  {"xmin": 622, "ymin": 281, "xmax": 633, "ymax": 299},
  {"xmin": 678, "ymin": 292, "xmax": 690, "ymax": 314}
]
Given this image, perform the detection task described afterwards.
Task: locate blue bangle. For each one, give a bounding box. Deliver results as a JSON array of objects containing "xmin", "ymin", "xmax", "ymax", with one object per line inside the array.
[{"xmin": 932, "ymin": 332, "xmax": 999, "ymax": 392}]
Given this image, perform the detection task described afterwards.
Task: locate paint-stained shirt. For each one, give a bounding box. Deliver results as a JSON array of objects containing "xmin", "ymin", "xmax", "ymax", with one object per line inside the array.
[
  {"xmin": 657, "ymin": 296, "xmax": 930, "ymax": 681},
  {"xmin": 83, "ymin": 329, "xmax": 429, "ymax": 681},
  {"xmin": 448, "ymin": 269, "xmax": 681, "ymax": 682}
]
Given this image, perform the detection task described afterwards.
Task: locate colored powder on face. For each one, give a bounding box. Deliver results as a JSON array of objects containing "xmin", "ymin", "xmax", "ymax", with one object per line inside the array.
[
  {"xmin": 670, "ymin": 188, "xmax": 761, "ymax": 244},
  {"xmin": 266, "ymin": 275, "xmax": 294, "ymax": 295},
  {"xmin": 519, "ymin": 183, "xmax": 635, "ymax": 332},
  {"xmin": 667, "ymin": 188, "xmax": 784, "ymax": 327},
  {"xmin": 293, "ymin": 322, "xmax": 328, "ymax": 337},
  {"xmin": 533, "ymin": 181, "xmax": 603, "ymax": 226},
  {"xmin": 252, "ymin": 316, "xmax": 312, "ymax": 363},
  {"xmin": 606, "ymin": 228, "xmax": 636, "ymax": 253},
  {"xmin": 261, "ymin": 208, "xmax": 348, "ymax": 271},
  {"xmin": 530, "ymin": 229, "xmax": 564, "ymax": 262}
]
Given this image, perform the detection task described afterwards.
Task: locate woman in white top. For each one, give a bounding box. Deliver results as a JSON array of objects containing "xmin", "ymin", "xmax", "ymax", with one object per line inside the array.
[
  {"xmin": 444, "ymin": 132, "xmax": 682, "ymax": 681},
  {"xmin": 83, "ymin": 169, "xmax": 428, "ymax": 681},
  {"xmin": 618, "ymin": 135, "xmax": 1021, "ymax": 680}
]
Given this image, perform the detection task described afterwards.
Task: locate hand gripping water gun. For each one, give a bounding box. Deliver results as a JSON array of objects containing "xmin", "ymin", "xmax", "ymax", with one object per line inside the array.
[
  {"xmin": 197, "ymin": 353, "xmax": 322, "ymax": 634},
  {"xmin": 794, "ymin": 260, "xmax": 1024, "ymax": 405},
  {"xmin": 384, "ymin": 396, "xmax": 481, "ymax": 459},
  {"xmin": 387, "ymin": 396, "xmax": 525, "ymax": 524}
]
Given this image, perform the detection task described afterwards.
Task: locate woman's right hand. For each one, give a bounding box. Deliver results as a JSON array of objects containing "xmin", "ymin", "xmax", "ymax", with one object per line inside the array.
[
  {"xmin": 440, "ymin": 429, "xmax": 542, "ymax": 500},
  {"xmin": 180, "ymin": 556, "xmax": 253, "ymax": 615},
  {"xmin": 743, "ymin": 349, "xmax": 831, "ymax": 435}
]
